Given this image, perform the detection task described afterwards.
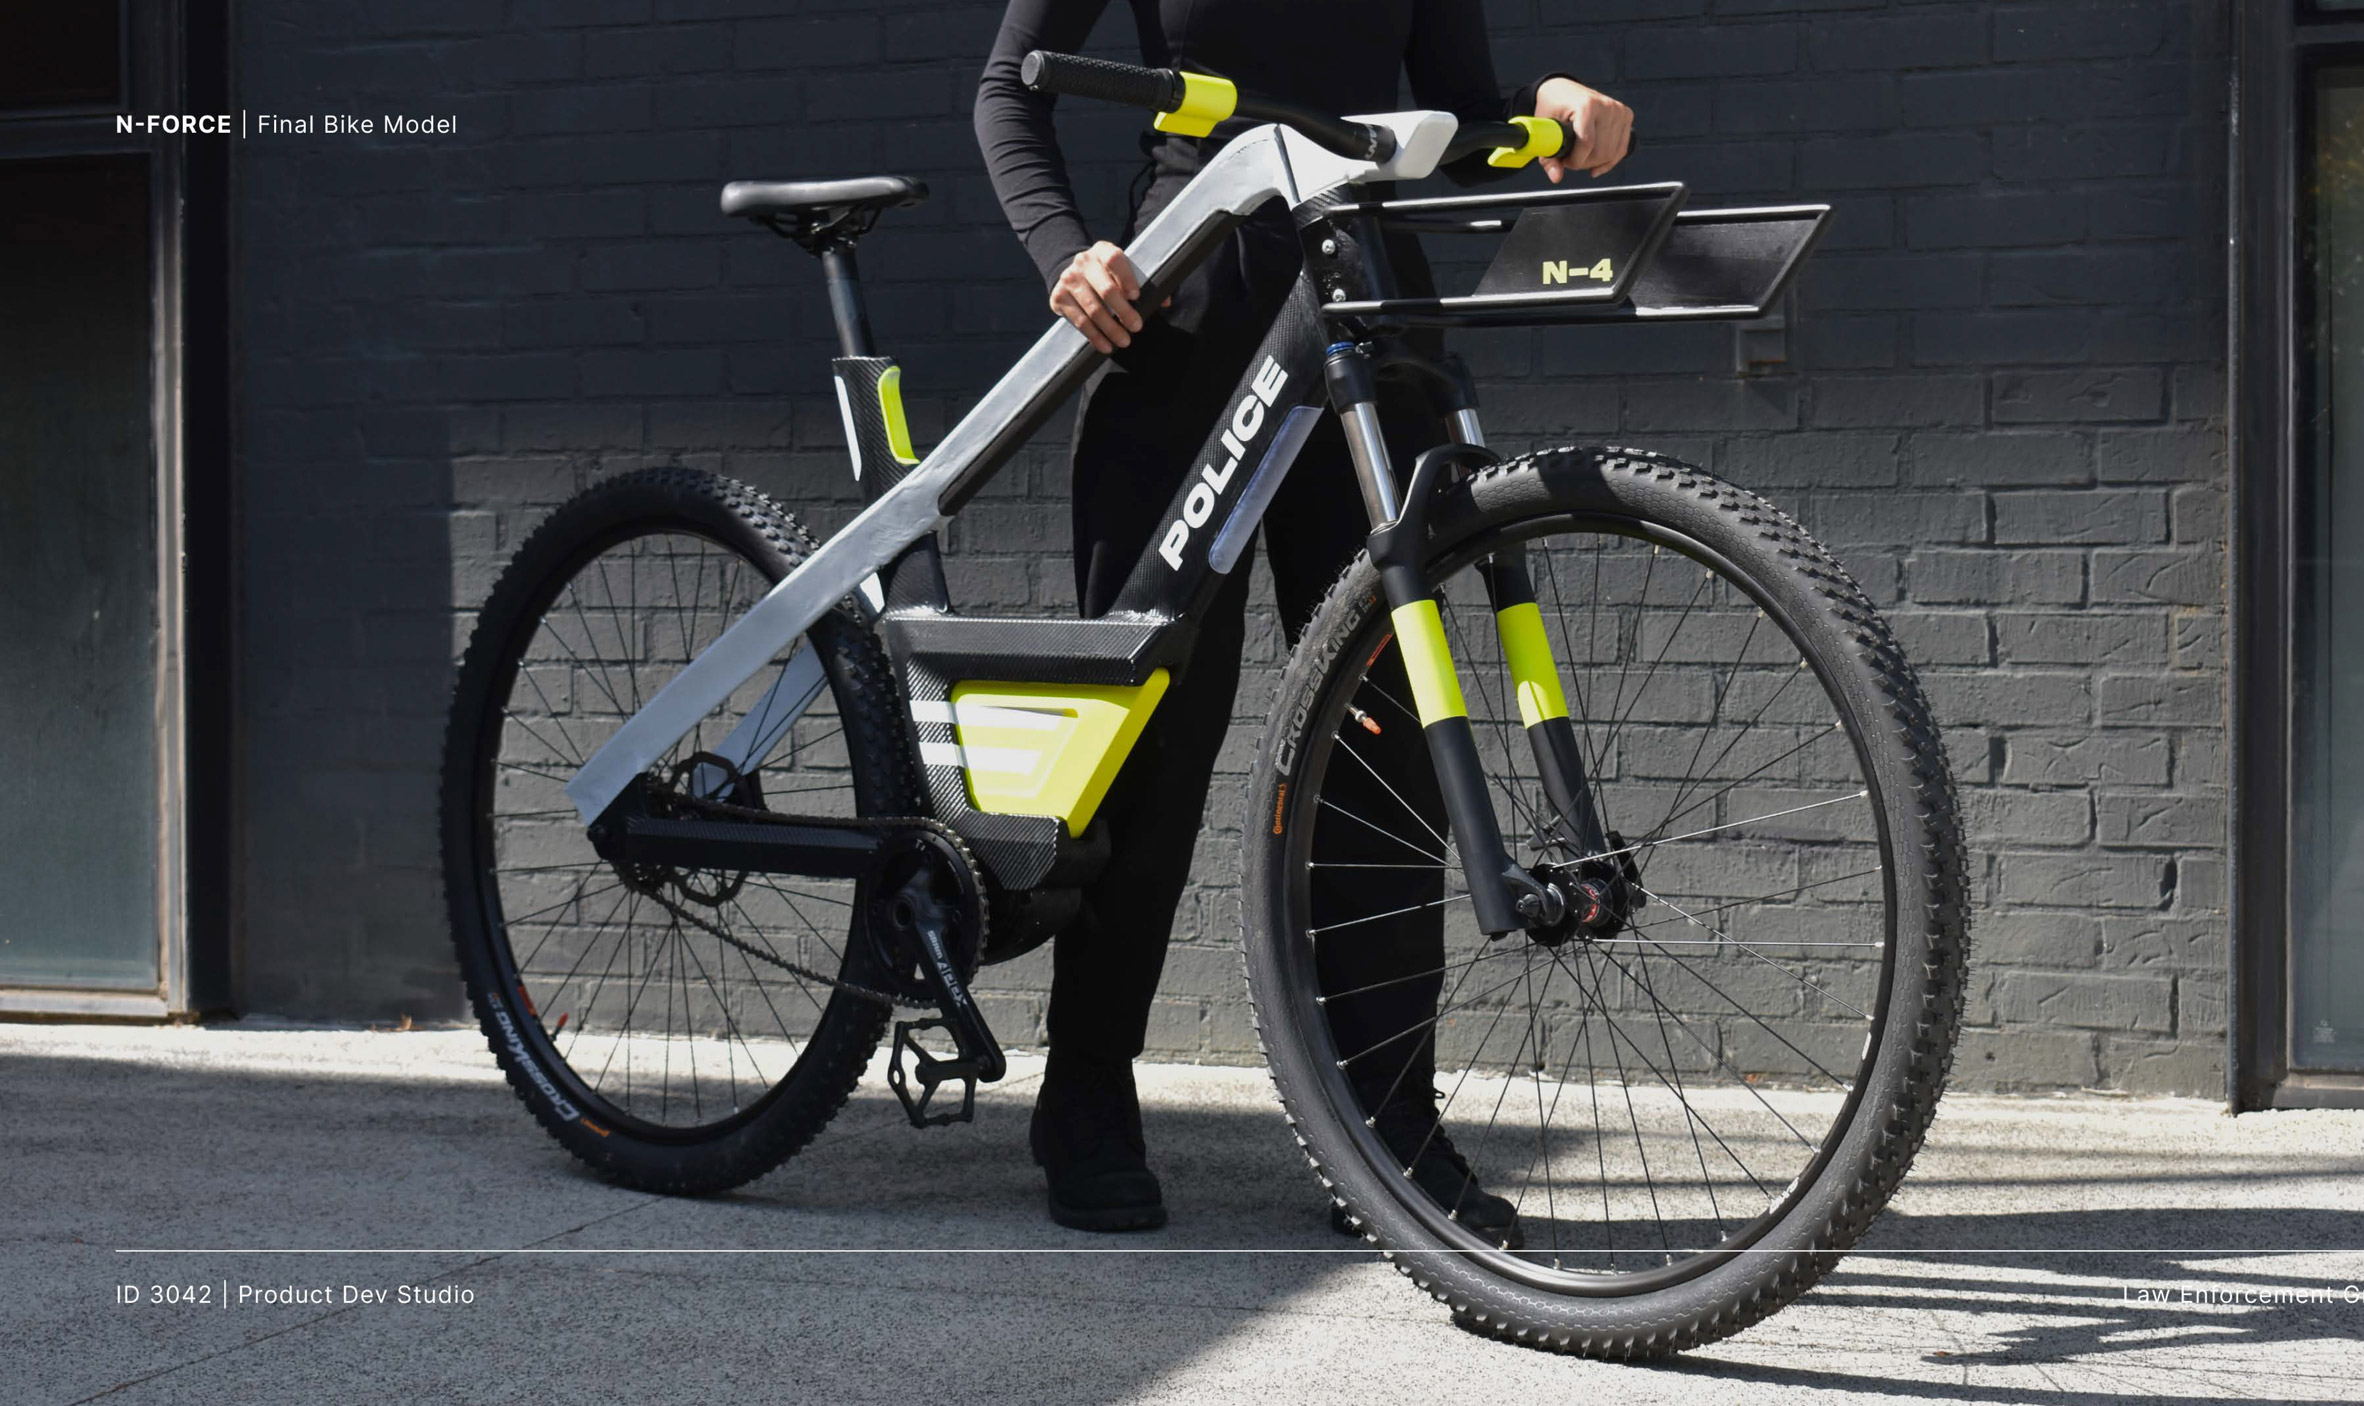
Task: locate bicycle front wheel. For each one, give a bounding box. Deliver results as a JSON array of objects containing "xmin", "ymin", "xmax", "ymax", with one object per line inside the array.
[{"xmin": 1244, "ymin": 448, "xmax": 1969, "ymax": 1356}]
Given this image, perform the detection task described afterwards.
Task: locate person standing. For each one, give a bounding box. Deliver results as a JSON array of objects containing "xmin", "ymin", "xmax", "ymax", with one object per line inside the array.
[{"xmin": 973, "ymin": 0, "xmax": 1632, "ymax": 1233}]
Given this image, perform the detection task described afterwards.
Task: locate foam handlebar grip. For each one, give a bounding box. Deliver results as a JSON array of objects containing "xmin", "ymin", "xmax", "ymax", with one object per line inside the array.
[{"xmin": 1021, "ymin": 50, "xmax": 1184, "ymax": 113}]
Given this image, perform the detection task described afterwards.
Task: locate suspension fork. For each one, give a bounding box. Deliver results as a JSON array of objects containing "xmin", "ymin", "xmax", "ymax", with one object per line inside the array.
[
  {"xmin": 1477, "ymin": 551, "xmax": 1612, "ymax": 857},
  {"xmin": 1326, "ymin": 344, "xmax": 1557, "ymax": 937}
]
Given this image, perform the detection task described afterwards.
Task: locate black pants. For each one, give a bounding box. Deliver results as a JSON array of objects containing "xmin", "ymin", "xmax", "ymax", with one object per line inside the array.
[{"xmin": 1045, "ymin": 176, "xmax": 1448, "ymax": 1107}]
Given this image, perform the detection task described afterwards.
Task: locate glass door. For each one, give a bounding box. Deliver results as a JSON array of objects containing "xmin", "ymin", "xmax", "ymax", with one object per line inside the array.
[
  {"xmin": 0, "ymin": 2, "xmax": 193, "ymax": 1013},
  {"xmin": 2295, "ymin": 66, "xmax": 2364, "ymax": 1072},
  {"xmin": 0, "ymin": 156, "xmax": 163, "ymax": 991}
]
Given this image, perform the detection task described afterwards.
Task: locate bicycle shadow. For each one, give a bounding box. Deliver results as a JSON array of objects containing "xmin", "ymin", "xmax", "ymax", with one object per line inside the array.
[
  {"xmin": 718, "ymin": 1082, "xmax": 2364, "ymax": 1402},
  {"xmin": 11, "ymin": 1038, "xmax": 2359, "ymax": 1405}
]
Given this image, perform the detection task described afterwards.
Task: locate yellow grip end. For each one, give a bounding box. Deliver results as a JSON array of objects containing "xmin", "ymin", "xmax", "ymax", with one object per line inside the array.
[
  {"xmin": 1487, "ymin": 114, "xmax": 1562, "ymax": 169},
  {"xmin": 1151, "ymin": 71, "xmax": 1238, "ymax": 139}
]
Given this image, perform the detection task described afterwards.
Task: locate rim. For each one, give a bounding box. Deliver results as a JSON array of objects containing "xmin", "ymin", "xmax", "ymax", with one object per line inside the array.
[
  {"xmin": 463, "ymin": 514, "xmax": 876, "ymax": 1140},
  {"xmin": 1279, "ymin": 511, "xmax": 1900, "ymax": 1294}
]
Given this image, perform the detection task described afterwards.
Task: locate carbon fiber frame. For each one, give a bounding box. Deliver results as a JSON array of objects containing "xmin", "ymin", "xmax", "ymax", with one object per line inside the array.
[{"xmin": 565, "ymin": 112, "xmax": 1462, "ymax": 824}]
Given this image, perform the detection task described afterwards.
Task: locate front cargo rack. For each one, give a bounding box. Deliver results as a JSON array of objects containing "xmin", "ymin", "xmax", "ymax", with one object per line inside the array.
[{"xmin": 1318, "ymin": 182, "xmax": 1829, "ymax": 328}]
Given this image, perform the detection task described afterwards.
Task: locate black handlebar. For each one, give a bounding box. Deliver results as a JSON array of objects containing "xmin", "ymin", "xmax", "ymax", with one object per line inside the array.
[
  {"xmin": 1018, "ymin": 49, "xmax": 1625, "ymax": 171},
  {"xmin": 1020, "ymin": 50, "xmax": 1187, "ymax": 113},
  {"xmin": 1021, "ymin": 49, "xmax": 1396, "ymax": 165}
]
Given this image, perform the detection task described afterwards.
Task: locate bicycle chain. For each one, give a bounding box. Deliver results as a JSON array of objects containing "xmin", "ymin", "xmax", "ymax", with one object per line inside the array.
[{"xmin": 636, "ymin": 790, "xmax": 981, "ymax": 1012}]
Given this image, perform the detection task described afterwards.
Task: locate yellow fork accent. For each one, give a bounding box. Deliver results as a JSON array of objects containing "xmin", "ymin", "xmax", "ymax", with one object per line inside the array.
[
  {"xmin": 1495, "ymin": 601, "xmax": 1571, "ymax": 728},
  {"xmin": 1389, "ymin": 599, "xmax": 1468, "ymax": 725}
]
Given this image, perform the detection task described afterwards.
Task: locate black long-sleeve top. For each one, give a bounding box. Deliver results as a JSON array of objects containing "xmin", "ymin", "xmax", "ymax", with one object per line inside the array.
[{"xmin": 974, "ymin": 0, "xmax": 1552, "ymax": 289}]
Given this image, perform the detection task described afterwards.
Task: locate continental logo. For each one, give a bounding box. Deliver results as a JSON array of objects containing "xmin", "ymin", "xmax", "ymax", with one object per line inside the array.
[
  {"xmin": 1160, "ymin": 356, "xmax": 1288, "ymax": 570},
  {"xmin": 492, "ymin": 1004, "xmax": 582, "ymax": 1122},
  {"xmin": 1542, "ymin": 258, "xmax": 1615, "ymax": 286}
]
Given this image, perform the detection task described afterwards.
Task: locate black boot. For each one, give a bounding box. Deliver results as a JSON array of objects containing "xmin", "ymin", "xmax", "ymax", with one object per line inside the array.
[
  {"xmin": 1030, "ymin": 1055, "xmax": 1166, "ymax": 1232},
  {"xmin": 1330, "ymin": 1091, "xmax": 1522, "ymax": 1249}
]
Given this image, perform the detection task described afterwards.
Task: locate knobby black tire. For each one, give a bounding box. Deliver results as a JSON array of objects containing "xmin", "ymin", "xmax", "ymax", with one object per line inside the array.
[
  {"xmin": 442, "ymin": 468, "xmax": 920, "ymax": 1195},
  {"xmin": 1242, "ymin": 447, "xmax": 1970, "ymax": 1356}
]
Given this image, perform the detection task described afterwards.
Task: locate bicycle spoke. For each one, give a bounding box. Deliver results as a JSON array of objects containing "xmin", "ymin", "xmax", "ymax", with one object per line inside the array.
[{"xmin": 1293, "ymin": 513, "xmax": 1911, "ymax": 1287}]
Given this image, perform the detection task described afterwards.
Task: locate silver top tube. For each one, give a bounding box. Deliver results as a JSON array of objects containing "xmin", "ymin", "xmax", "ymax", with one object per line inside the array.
[{"xmin": 564, "ymin": 111, "xmax": 1464, "ymax": 824}]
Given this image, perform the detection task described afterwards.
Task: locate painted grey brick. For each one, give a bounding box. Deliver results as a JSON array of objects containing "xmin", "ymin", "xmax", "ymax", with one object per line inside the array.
[
  {"xmin": 1714, "ymin": 78, "xmax": 1898, "ymax": 134},
  {"xmin": 1799, "ymin": 490, "xmax": 1987, "ymax": 545},
  {"xmin": 1975, "ymin": 909, "xmax": 2102, "ymax": 968},
  {"xmin": 1808, "ymin": 12, "xmax": 1986, "ymax": 71},
  {"xmin": 2095, "ymin": 426, "xmax": 2225, "ymax": 483},
  {"xmin": 1955, "ymin": 1029, "xmax": 2100, "ymax": 1088},
  {"xmin": 1811, "ymin": 253, "xmax": 1986, "ymax": 311},
  {"xmin": 1993, "ymin": 2, "xmax": 2178, "ymax": 62},
  {"xmin": 1908, "ymin": 431, "xmax": 2090, "ymax": 487},
  {"xmin": 1994, "ymin": 611, "xmax": 2167, "ymax": 668},
  {"xmin": 2000, "ymin": 730, "xmax": 2170, "ymax": 787},
  {"xmin": 2099, "ymin": 914, "xmax": 2226, "ymax": 971},
  {"xmin": 1904, "ymin": 190, "xmax": 2085, "ymax": 250},
  {"xmin": 2096, "ymin": 671, "xmax": 2218, "ymax": 726},
  {"xmin": 1993, "ymin": 368, "xmax": 2166, "ymax": 423},
  {"xmin": 1992, "ymin": 489, "xmax": 2165, "ymax": 545},
  {"xmin": 1913, "ymin": 310, "xmax": 2099, "ymax": 367},
  {"xmin": 1989, "ymin": 249, "xmax": 2180, "ymax": 308},
  {"xmin": 2171, "ymin": 485, "xmax": 2224, "ymax": 543},
  {"xmin": 1907, "ymin": 548, "xmax": 2083, "ymax": 605},
  {"xmin": 2172, "ymin": 610, "xmax": 2226, "ymax": 672},
  {"xmin": 1993, "ymin": 123, "xmax": 2179, "ymax": 181},
  {"xmin": 2096, "ymin": 790, "xmax": 2225, "ymax": 849},
  {"xmin": 1719, "ymin": 431, "xmax": 1899, "ymax": 487},
  {"xmin": 1996, "ymin": 851, "xmax": 2170, "ymax": 910},
  {"xmin": 1963, "ymin": 786, "xmax": 2093, "ymax": 847},
  {"xmin": 1624, "ymin": 379, "xmax": 1799, "ymax": 432},
  {"xmin": 1810, "ymin": 374, "xmax": 1985, "ymax": 428},
  {"xmin": 1800, "ymin": 132, "xmax": 1986, "ymax": 188},
  {"xmin": 1624, "ymin": 24, "xmax": 1799, "ymax": 79},
  {"xmin": 1921, "ymin": 668, "xmax": 2092, "ymax": 726},
  {"xmin": 1992, "ymin": 970, "xmax": 2173, "ymax": 1034}
]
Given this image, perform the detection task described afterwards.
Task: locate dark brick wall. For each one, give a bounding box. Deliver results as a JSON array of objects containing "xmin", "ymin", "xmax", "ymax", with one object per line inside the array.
[{"xmin": 235, "ymin": 0, "xmax": 2231, "ymax": 1093}]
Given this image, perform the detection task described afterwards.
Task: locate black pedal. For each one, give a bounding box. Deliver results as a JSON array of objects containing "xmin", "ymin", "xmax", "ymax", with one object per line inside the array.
[{"xmin": 888, "ymin": 1019, "xmax": 982, "ymax": 1128}]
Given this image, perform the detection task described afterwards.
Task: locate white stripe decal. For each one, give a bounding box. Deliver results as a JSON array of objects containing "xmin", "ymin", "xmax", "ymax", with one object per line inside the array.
[
  {"xmin": 918, "ymin": 741, "xmax": 1040, "ymax": 774},
  {"xmin": 833, "ymin": 375, "xmax": 862, "ymax": 481},
  {"xmin": 909, "ymin": 700, "xmax": 1063, "ymax": 731}
]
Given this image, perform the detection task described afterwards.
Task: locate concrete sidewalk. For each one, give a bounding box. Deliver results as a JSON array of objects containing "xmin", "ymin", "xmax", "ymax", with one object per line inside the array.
[{"xmin": 6, "ymin": 1022, "xmax": 2362, "ymax": 1405}]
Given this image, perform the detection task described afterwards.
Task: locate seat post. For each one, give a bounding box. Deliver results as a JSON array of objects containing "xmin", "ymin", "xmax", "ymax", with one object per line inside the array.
[{"xmin": 820, "ymin": 244, "xmax": 875, "ymax": 357}]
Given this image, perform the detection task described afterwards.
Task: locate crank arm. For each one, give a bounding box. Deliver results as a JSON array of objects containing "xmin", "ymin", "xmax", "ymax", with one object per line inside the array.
[{"xmin": 897, "ymin": 871, "xmax": 1006, "ymax": 1083}]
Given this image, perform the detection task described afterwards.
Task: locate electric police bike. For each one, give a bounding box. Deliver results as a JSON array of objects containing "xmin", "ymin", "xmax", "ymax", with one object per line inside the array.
[{"xmin": 443, "ymin": 51, "xmax": 1970, "ymax": 1356}]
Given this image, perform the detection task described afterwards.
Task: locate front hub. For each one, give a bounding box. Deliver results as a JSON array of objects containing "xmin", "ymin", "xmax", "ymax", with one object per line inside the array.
[{"xmin": 1521, "ymin": 831, "xmax": 1647, "ymax": 946}]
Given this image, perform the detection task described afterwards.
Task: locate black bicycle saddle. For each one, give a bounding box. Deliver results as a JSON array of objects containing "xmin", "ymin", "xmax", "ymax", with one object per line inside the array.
[{"xmin": 719, "ymin": 176, "xmax": 928, "ymax": 220}]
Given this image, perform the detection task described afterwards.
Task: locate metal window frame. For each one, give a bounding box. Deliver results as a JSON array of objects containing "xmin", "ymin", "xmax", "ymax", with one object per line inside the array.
[
  {"xmin": 2231, "ymin": 2, "xmax": 2364, "ymax": 1108},
  {"xmin": 0, "ymin": 0, "xmax": 230, "ymax": 1019}
]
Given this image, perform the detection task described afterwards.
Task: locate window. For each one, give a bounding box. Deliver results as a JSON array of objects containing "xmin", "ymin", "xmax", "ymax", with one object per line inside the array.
[{"xmin": 2294, "ymin": 67, "xmax": 2364, "ymax": 1072}]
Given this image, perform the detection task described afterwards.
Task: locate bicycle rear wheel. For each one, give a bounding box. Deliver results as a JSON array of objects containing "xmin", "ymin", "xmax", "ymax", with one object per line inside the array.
[
  {"xmin": 443, "ymin": 468, "xmax": 919, "ymax": 1194},
  {"xmin": 1245, "ymin": 448, "xmax": 1968, "ymax": 1355}
]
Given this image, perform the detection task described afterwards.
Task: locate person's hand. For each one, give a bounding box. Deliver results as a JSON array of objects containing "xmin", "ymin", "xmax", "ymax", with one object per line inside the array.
[
  {"xmin": 1051, "ymin": 241, "xmax": 1168, "ymax": 353},
  {"xmin": 1533, "ymin": 76, "xmax": 1633, "ymax": 182}
]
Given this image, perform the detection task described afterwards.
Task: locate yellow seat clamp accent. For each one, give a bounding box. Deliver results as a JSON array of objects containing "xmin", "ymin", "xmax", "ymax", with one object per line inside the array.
[
  {"xmin": 1496, "ymin": 602, "xmax": 1571, "ymax": 728},
  {"xmin": 877, "ymin": 365, "xmax": 919, "ymax": 466},
  {"xmin": 1487, "ymin": 114, "xmax": 1561, "ymax": 169},
  {"xmin": 1389, "ymin": 600, "xmax": 1467, "ymax": 725},
  {"xmin": 1151, "ymin": 71, "xmax": 1238, "ymax": 139}
]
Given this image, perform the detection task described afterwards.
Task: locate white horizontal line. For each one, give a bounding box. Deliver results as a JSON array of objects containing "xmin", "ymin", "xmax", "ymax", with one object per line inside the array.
[
  {"xmin": 917, "ymin": 741, "xmax": 1038, "ymax": 774},
  {"xmin": 909, "ymin": 700, "xmax": 1063, "ymax": 731},
  {"xmin": 111, "ymin": 1257, "xmax": 2364, "ymax": 1266}
]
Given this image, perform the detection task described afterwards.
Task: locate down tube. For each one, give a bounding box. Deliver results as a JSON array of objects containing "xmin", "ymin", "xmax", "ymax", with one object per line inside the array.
[{"xmin": 1109, "ymin": 278, "xmax": 1336, "ymax": 621}]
